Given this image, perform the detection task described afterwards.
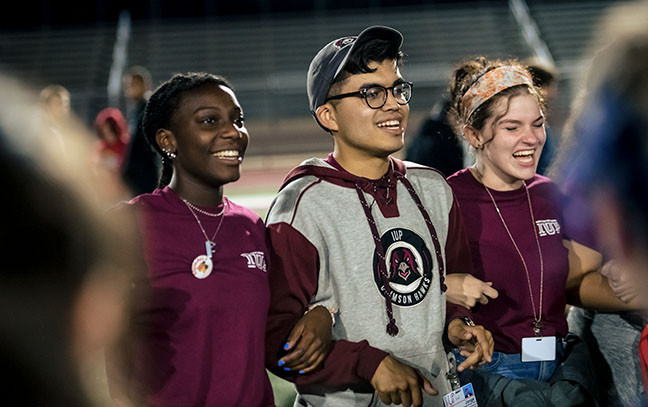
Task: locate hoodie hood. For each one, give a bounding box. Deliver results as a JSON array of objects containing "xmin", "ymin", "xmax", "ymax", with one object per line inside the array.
[
  {"xmin": 280, "ymin": 155, "xmax": 407, "ymax": 219},
  {"xmin": 280, "ymin": 155, "xmax": 406, "ymax": 189}
]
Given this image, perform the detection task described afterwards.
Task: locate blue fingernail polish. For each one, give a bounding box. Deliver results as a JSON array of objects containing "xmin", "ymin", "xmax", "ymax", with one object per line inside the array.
[
  {"xmin": 278, "ymin": 360, "xmax": 285, "ymax": 367},
  {"xmin": 283, "ymin": 343, "xmax": 290, "ymax": 350},
  {"xmin": 299, "ymin": 370, "xmax": 305, "ymax": 374},
  {"xmin": 283, "ymin": 367, "xmax": 290, "ymax": 371}
]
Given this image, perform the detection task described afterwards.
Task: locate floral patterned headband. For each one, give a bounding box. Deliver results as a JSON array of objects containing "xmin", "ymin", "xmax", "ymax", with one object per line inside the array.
[{"xmin": 459, "ymin": 66, "xmax": 534, "ymax": 121}]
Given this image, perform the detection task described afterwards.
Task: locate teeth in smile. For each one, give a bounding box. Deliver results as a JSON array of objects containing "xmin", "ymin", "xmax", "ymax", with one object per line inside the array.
[
  {"xmin": 377, "ymin": 120, "xmax": 400, "ymax": 128},
  {"xmin": 513, "ymin": 150, "xmax": 534, "ymax": 158},
  {"xmin": 213, "ymin": 150, "xmax": 239, "ymax": 158}
]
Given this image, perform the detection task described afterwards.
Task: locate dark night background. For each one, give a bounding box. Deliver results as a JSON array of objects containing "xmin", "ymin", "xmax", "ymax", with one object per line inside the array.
[{"xmin": 2, "ymin": 0, "xmax": 573, "ymax": 29}]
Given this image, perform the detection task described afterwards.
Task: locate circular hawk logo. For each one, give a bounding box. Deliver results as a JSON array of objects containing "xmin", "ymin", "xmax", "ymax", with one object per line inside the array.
[{"xmin": 373, "ymin": 228, "xmax": 434, "ymax": 306}]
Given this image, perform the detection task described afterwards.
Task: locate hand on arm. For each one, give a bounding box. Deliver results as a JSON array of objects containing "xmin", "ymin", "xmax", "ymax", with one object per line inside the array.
[
  {"xmin": 278, "ymin": 305, "xmax": 333, "ymax": 373},
  {"xmin": 445, "ymin": 273, "xmax": 498, "ymax": 309},
  {"xmin": 443, "ymin": 199, "xmax": 496, "ymax": 310},
  {"xmin": 266, "ymin": 222, "xmax": 388, "ymax": 387},
  {"xmin": 599, "ymin": 259, "xmax": 638, "ymax": 303},
  {"xmin": 574, "ymin": 269, "xmax": 645, "ymax": 310},
  {"xmin": 371, "ymin": 355, "xmax": 438, "ymax": 407},
  {"xmin": 446, "ymin": 318, "xmax": 494, "ymax": 372},
  {"xmin": 564, "ymin": 239, "xmax": 643, "ymax": 310}
]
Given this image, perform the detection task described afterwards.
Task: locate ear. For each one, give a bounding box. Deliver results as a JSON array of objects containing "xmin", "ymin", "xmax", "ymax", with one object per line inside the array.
[
  {"xmin": 315, "ymin": 103, "xmax": 339, "ymax": 133},
  {"xmin": 463, "ymin": 125, "xmax": 484, "ymax": 149},
  {"xmin": 155, "ymin": 129, "xmax": 176, "ymax": 154}
]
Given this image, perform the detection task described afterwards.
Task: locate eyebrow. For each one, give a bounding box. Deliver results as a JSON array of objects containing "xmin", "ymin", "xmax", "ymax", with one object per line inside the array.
[
  {"xmin": 193, "ymin": 106, "xmax": 221, "ymax": 114},
  {"xmin": 193, "ymin": 106, "xmax": 244, "ymax": 118},
  {"xmin": 499, "ymin": 115, "xmax": 544, "ymax": 125},
  {"xmin": 358, "ymin": 78, "xmax": 405, "ymax": 89}
]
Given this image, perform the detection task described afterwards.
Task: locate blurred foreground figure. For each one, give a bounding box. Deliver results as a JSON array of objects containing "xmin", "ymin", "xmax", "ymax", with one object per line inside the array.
[
  {"xmin": 0, "ymin": 74, "xmax": 139, "ymax": 406},
  {"xmin": 523, "ymin": 57, "xmax": 560, "ymax": 176},
  {"xmin": 554, "ymin": 2, "xmax": 648, "ymax": 402}
]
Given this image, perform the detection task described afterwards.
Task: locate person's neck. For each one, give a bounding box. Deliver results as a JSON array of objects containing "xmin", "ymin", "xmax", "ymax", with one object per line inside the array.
[
  {"xmin": 332, "ymin": 150, "xmax": 390, "ymax": 180},
  {"xmin": 470, "ymin": 162, "xmax": 524, "ymax": 191},
  {"xmin": 169, "ymin": 176, "xmax": 224, "ymax": 207}
]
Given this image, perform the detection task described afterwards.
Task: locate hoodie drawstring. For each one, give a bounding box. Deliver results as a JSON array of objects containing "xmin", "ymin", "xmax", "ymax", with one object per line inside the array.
[
  {"xmin": 354, "ymin": 174, "xmax": 446, "ymax": 337},
  {"xmin": 397, "ymin": 174, "xmax": 446, "ymax": 289},
  {"xmin": 355, "ymin": 183, "xmax": 399, "ymax": 336}
]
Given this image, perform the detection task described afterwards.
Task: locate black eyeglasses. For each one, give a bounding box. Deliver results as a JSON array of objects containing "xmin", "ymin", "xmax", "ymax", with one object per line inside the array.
[{"xmin": 325, "ymin": 81, "xmax": 413, "ymax": 109}]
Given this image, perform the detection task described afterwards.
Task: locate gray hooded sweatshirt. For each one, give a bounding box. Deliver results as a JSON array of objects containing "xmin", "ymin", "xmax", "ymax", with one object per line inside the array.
[{"xmin": 265, "ymin": 156, "xmax": 473, "ymax": 406}]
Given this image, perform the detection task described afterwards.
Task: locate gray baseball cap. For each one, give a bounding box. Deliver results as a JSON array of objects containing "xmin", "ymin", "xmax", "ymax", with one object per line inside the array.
[{"xmin": 307, "ymin": 25, "xmax": 403, "ymax": 116}]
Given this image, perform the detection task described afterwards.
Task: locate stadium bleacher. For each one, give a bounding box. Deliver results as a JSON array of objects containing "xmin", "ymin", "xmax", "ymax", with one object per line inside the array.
[{"xmin": 0, "ymin": 1, "xmax": 632, "ymax": 157}]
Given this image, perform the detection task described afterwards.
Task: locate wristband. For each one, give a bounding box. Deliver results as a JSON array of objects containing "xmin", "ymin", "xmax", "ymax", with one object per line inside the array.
[
  {"xmin": 305, "ymin": 304, "xmax": 337, "ymax": 326},
  {"xmin": 460, "ymin": 316, "xmax": 476, "ymax": 327}
]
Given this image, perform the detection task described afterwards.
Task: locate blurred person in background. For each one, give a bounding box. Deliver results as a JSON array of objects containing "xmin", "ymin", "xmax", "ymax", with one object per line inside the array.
[
  {"xmin": 40, "ymin": 83, "xmax": 71, "ymax": 125},
  {"xmin": 121, "ymin": 65, "xmax": 161, "ymax": 197},
  {"xmin": 39, "ymin": 83, "xmax": 71, "ymax": 154},
  {"xmin": 553, "ymin": 2, "xmax": 648, "ymax": 405},
  {"xmin": 1, "ymin": 73, "xmax": 139, "ymax": 406},
  {"xmin": 405, "ymin": 97, "xmax": 465, "ymax": 178},
  {"xmin": 91, "ymin": 107, "xmax": 131, "ymax": 206}
]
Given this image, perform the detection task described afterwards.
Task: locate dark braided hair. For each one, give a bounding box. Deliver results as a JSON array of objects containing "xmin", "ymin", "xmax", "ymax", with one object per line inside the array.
[{"xmin": 141, "ymin": 72, "xmax": 234, "ymax": 187}]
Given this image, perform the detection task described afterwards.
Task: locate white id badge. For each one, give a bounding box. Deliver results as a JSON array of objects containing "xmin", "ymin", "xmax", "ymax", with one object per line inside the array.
[
  {"xmin": 443, "ymin": 383, "xmax": 478, "ymax": 407},
  {"xmin": 521, "ymin": 336, "xmax": 556, "ymax": 362}
]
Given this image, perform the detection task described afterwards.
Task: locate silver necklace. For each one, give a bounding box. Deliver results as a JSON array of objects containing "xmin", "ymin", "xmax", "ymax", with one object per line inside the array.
[
  {"xmin": 184, "ymin": 199, "xmax": 226, "ymax": 217},
  {"xmin": 474, "ymin": 168, "xmax": 545, "ymax": 335},
  {"xmin": 182, "ymin": 199, "xmax": 226, "ymax": 279}
]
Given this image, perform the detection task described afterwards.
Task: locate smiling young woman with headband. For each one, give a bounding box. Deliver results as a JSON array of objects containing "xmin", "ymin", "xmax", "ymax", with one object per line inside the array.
[{"xmin": 442, "ymin": 56, "xmax": 643, "ymax": 404}]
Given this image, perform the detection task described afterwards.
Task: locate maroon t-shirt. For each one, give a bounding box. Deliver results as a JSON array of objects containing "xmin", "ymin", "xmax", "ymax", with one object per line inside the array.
[
  {"xmin": 121, "ymin": 187, "xmax": 274, "ymax": 406},
  {"xmin": 447, "ymin": 169, "xmax": 569, "ymax": 354}
]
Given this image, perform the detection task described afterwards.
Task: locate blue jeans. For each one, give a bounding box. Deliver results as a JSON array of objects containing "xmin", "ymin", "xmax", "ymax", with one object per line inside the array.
[{"xmin": 454, "ymin": 338, "xmax": 565, "ymax": 381}]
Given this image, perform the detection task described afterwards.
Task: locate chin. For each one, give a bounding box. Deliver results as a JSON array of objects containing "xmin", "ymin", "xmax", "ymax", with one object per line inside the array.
[
  {"xmin": 511, "ymin": 161, "xmax": 538, "ymax": 177},
  {"xmin": 518, "ymin": 169, "xmax": 537, "ymax": 181},
  {"xmin": 218, "ymin": 171, "xmax": 241, "ymax": 186},
  {"xmin": 381, "ymin": 142, "xmax": 405, "ymax": 156}
]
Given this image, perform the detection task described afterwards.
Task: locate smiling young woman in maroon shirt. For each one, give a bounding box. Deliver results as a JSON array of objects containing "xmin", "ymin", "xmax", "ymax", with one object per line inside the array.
[
  {"xmin": 443, "ymin": 58, "xmax": 642, "ymax": 388},
  {"xmin": 110, "ymin": 73, "xmax": 331, "ymax": 406}
]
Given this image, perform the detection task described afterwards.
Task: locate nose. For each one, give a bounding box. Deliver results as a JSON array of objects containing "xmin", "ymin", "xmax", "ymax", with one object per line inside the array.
[
  {"xmin": 221, "ymin": 121, "xmax": 242, "ymax": 139},
  {"xmin": 521, "ymin": 126, "xmax": 539, "ymax": 144},
  {"xmin": 382, "ymin": 89, "xmax": 401, "ymax": 110}
]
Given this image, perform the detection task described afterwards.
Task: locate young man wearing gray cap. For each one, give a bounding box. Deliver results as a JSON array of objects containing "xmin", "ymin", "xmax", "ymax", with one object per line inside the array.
[{"xmin": 265, "ymin": 26, "xmax": 493, "ymax": 406}]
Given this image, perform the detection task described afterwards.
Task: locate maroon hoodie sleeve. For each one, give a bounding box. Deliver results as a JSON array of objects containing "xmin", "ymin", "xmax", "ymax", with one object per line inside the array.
[
  {"xmin": 444, "ymin": 197, "xmax": 474, "ymax": 324},
  {"xmin": 265, "ymin": 222, "xmax": 388, "ymax": 387}
]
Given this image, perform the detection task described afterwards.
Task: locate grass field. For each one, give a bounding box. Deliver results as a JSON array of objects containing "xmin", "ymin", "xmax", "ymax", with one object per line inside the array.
[{"xmin": 268, "ymin": 371, "xmax": 297, "ymax": 407}]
